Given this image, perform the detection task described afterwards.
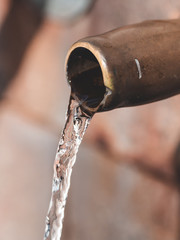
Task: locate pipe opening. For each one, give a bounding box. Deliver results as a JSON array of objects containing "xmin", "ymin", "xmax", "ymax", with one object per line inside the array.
[{"xmin": 66, "ymin": 47, "xmax": 106, "ymax": 110}]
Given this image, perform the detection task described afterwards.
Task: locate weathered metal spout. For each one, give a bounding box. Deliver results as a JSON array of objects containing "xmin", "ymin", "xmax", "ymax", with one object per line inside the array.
[{"xmin": 65, "ymin": 19, "xmax": 180, "ymax": 113}]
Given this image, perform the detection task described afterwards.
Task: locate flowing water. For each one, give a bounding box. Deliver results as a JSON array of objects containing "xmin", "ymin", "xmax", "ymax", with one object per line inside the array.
[{"xmin": 44, "ymin": 97, "xmax": 93, "ymax": 240}]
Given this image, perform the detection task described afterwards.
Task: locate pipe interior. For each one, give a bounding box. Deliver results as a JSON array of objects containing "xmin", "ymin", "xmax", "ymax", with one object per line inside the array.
[{"xmin": 67, "ymin": 47, "xmax": 106, "ymax": 108}]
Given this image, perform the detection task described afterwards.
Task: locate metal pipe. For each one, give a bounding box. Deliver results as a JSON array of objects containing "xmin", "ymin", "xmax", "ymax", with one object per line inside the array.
[{"xmin": 65, "ymin": 19, "xmax": 180, "ymax": 114}]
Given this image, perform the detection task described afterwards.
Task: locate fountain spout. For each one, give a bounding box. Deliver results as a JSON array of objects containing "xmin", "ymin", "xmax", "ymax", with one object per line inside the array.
[{"xmin": 66, "ymin": 19, "xmax": 180, "ymax": 113}]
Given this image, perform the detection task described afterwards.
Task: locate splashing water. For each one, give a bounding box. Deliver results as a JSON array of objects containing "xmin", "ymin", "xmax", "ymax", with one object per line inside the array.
[{"xmin": 44, "ymin": 97, "xmax": 92, "ymax": 240}]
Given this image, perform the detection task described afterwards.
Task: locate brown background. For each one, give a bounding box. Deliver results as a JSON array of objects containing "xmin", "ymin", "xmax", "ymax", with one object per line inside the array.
[{"xmin": 0, "ymin": 0, "xmax": 180, "ymax": 239}]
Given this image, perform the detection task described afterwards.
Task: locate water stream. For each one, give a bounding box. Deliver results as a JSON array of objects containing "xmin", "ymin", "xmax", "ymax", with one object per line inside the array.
[{"xmin": 44, "ymin": 97, "xmax": 93, "ymax": 240}]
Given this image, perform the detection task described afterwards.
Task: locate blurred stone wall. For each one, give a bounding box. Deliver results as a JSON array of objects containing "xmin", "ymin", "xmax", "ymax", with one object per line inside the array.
[{"xmin": 0, "ymin": 0, "xmax": 180, "ymax": 240}]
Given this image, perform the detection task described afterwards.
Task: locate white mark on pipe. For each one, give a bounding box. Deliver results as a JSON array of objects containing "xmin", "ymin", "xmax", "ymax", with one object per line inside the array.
[{"xmin": 135, "ymin": 59, "xmax": 142, "ymax": 79}]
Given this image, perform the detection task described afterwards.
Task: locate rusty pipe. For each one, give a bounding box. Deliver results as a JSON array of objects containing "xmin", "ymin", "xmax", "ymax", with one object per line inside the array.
[{"xmin": 65, "ymin": 19, "xmax": 180, "ymax": 114}]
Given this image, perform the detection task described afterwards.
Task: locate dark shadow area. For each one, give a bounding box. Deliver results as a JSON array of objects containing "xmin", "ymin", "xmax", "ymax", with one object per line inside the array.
[
  {"xmin": 67, "ymin": 47, "xmax": 106, "ymax": 109},
  {"xmin": 172, "ymin": 140, "xmax": 180, "ymax": 239},
  {"xmin": 0, "ymin": 0, "xmax": 46, "ymax": 98},
  {"xmin": 173, "ymin": 140, "xmax": 180, "ymax": 186}
]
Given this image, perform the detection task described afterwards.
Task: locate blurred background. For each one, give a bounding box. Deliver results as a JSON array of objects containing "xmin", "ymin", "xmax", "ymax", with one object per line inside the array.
[{"xmin": 0, "ymin": 0, "xmax": 180, "ymax": 239}]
